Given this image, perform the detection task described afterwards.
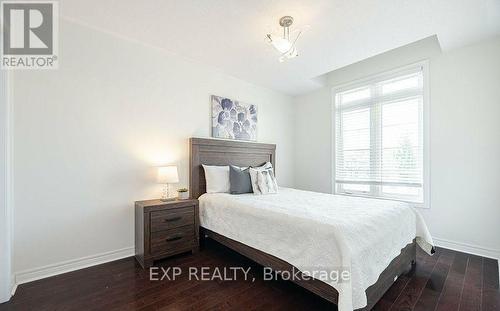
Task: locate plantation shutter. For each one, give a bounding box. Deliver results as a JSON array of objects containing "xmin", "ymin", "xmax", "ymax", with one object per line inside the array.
[{"xmin": 334, "ymin": 66, "xmax": 424, "ymax": 203}]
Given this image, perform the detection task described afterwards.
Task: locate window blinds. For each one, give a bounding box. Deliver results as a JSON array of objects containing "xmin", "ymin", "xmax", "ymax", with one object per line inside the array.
[{"xmin": 334, "ymin": 66, "xmax": 424, "ymax": 203}]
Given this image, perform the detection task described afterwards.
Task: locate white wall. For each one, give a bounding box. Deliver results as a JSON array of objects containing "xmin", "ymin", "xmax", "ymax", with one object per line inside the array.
[
  {"xmin": 11, "ymin": 20, "xmax": 295, "ymax": 277},
  {"xmin": 295, "ymin": 87, "xmax": 332, "ymax": 194},
  {"xmin": 294, "ymin": 36, "xmax": 500, "ymax": 259}
]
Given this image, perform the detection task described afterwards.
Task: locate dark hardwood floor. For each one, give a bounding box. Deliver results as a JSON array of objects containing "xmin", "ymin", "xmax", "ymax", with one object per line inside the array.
[{"xmin": 1, "ymin": 240, "xmax": 498, "ymax": 311}]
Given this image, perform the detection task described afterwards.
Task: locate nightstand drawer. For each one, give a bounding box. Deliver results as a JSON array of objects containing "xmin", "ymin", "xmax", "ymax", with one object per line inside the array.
[
  {"xmin": 150, "ymin": 206, "xmax": 194, "ymax": 232},
  {"xmin": 150, "ymin": 225, "xmax": 195, "ymax": 254}
]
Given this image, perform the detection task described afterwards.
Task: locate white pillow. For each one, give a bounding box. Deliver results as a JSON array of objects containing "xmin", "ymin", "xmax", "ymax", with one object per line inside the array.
[
  {"xmin": 249, "ymin": 162, "xmax": 277, "ymax": 194},
  {"xmin": 202, "ymin": 165, "xmax": 230, "ymax": 193}
]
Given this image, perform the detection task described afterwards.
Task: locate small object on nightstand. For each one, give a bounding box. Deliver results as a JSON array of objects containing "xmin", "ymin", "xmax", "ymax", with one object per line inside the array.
[
  {"xmin": 177, "ymin": 188, "xmax": 189, "ymax": 200},
  {"xmin": 135, "ymin": 198, "xmax": 199, "ymax": 268},
  {"xmin": 157, "ymin": 165, "xmax": 179, "ymax": 201}
]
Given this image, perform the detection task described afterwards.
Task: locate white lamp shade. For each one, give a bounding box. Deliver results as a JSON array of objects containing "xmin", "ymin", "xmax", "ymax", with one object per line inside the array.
[
  {"xmin": 270, "ymin": 36, "xmax": 292, "ymax": 53},
  {"xmin": 157, "ymin": 166, "xmax": 179, "ymax": 184}
]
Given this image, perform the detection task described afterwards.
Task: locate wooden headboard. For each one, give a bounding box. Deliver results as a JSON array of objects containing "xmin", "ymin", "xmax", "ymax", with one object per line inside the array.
[{"xmin": 189, "ymin": 138, "xmax": 276, "ymax": 199}]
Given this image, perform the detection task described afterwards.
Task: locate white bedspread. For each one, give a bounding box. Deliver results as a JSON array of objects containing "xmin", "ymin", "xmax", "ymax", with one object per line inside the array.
[{"xmin": 199, "ymin": 187, "xmax": 433, "ymax": 311}]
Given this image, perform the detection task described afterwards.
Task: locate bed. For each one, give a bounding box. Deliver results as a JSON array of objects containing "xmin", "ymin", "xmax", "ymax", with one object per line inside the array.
[{"xmin": 189, "ymin": 137, "xmax": 433, "ymax": 311}]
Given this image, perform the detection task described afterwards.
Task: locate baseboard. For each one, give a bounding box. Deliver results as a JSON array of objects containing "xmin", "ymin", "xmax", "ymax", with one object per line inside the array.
[
  {"xmin": 14, "ymin": 246, "xmax": 134, "ymax": 286},
  {"xmin": 10, "ymin": 276, "xmax": 17, "ymax": 297},
  {"xmin": 433, "ymin": 237, "xmax": 500, "ymax": 261}
]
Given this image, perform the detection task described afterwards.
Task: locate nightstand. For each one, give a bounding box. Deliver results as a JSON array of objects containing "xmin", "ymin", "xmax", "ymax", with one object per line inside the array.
[{"xmin": 135, "ymin": 199, "xmax": 199, "ymax": 268}]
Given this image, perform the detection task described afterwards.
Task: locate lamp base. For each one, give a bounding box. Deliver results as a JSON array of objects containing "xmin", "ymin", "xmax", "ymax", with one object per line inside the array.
[{"xmin": 161, "ymin": 184, "xmax": 176, "ymax": 201}]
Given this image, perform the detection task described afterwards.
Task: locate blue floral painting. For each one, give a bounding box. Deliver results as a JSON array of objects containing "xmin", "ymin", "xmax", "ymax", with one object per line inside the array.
[{"xmin": 211, "ymin": 95, "xmax": 257, "ymax": 141}]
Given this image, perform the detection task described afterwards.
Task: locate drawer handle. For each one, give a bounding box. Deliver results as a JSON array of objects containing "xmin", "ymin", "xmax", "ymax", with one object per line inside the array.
[
  {"xmin": 164, "ymin": 216, "xmax": 182, "ymax": 222},
  {"xmin": 166, "ymin": 235, "xmax": 183, "ymax": 242}
]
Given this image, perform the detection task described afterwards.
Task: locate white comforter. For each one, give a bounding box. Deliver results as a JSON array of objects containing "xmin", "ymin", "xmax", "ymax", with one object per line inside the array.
[{"xmin": 199, "ymin": 187, "xmax": 433, "ymax": 311}]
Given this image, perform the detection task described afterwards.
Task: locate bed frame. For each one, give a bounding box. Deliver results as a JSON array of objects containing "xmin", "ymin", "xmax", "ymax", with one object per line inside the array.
[{"xmin": 189, "ymin": 137, "xmax": 416, "ymax": 310}]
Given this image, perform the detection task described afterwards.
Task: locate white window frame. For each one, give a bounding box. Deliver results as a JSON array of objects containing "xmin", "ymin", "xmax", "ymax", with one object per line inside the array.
[{"xmin": 331, "ymin": 61, "xmax": 430, "ymax": 208}]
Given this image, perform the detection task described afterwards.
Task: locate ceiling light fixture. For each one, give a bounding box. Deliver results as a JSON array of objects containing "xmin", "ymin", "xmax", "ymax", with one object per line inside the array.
[{"xmin": 266, "ymin": 16, "xmax": 303, "ymax": 63}]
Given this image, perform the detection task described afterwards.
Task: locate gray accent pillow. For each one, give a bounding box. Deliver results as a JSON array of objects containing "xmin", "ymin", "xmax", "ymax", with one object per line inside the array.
[{"xmin": 229, "ymin": 165, "xmax": 253, "ymax": 194}]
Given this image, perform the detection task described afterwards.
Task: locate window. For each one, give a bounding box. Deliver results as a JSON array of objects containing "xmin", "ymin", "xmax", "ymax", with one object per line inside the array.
[{"xmin": 333, "ymin": 63, "xmax": 428, "ymax": 207}]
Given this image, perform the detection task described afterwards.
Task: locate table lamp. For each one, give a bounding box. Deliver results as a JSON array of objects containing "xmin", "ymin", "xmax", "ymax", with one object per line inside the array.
[{"xmin": 157, "ymin": 165, "xmax": 179, "ymax": 201}]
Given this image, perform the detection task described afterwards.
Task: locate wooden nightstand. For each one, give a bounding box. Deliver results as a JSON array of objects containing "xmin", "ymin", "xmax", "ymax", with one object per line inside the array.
[{"xmin": 135, "ymin": 199, "xmax": 199, "ymax": 268}]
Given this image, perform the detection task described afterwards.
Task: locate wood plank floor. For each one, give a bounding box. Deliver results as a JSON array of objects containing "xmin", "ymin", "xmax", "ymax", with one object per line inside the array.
[{"xmin": 1, "ymin": 240, "xmax": 498, "ymax": 311}]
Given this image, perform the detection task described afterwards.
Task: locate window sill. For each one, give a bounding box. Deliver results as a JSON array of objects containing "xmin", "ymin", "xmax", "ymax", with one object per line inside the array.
[{"xmin": 334, "ymin": 192, "xmax": 429, "ymax": 209}]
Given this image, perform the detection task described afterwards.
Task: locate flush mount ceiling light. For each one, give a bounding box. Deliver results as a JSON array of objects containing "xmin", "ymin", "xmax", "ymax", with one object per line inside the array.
[{"xmin": 266, "ymin": 16, "xmax": 303, "ymax": 63}]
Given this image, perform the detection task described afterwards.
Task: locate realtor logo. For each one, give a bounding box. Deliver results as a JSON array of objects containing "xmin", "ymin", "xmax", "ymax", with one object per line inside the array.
[{"xmin": 1, "ymin": 1, "xmax": 58, "ymax": 69}]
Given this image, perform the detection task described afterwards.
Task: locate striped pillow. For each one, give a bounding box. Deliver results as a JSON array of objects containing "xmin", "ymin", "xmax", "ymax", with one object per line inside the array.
[{"xmin": 249, "ymin": 162, "xmax": 278, "ymax": 194}]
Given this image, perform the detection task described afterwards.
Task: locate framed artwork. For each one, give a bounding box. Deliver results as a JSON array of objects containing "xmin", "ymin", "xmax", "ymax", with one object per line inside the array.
[{"xmin": 211, "ymin": 95, "xmax": 257, "ymax": 141}]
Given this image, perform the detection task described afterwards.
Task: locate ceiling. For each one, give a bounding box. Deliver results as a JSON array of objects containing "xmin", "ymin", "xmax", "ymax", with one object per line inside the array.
[{"xmin": 62, "ymin": 0, "xmax": 500, "ymax": 96}]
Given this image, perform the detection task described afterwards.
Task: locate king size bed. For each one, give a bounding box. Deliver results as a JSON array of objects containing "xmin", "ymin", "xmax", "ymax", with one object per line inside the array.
[{"xmin": 189, "ymin": 137, "xmax": 433, "ymax": 311}]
